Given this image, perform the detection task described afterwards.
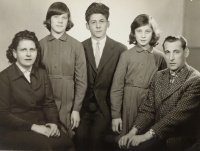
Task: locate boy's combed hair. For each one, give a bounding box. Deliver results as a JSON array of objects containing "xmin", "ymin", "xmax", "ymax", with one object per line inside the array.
[
  {"xmin": 85, "ymin": 2, "xmax": 109, "ymax": 23},
  {"xmin": 129, "ymin": 14, "xmax": 161, "ymax": 47},
  {"xmin": 162, "ymin": 35, "xmax": 187, "ymax": 50},
  {"xmin": 43, "ymin": 2, "xmax": 74, "ymax": 31},
  {"xmin": 6, "ymin": 30, "xmax": 41, "ymax": 65}
]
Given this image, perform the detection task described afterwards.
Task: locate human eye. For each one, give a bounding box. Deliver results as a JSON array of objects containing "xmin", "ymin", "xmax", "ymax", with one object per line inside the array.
[
  {"xmin": 53, "ymin": 15, "xmax": 59, "ymax": 18},
  {"xmin": 100, "ymin": 20, "xmax": 105, "ymax": 23},
  {"xmin": 146, "ymin": 30, "xmax": 152, "ymax": 33},
  {"xmin": 164, "ymin": 50, "xmax": 170, "ymax": 54},
  {"xmin": 30, "ymin": 48, "xmax": 36, "ymax": 52},
  {"xmin": 63, "ymin": 16, "xmax": 68, "ymax": 20},
  {"xmin": 20, "ymin": 48, "xmax": 26, "ymax": 51},
  {"xmin": 136, "ymin": 29, "xmax": 142, "ymax": 33},
  {"xmin": 175, "ymin": 50, "xmax": 180, "ymax": 53}
]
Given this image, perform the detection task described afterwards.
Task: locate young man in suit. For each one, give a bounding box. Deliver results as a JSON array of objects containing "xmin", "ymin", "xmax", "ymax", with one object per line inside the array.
[
  {"xmin": 74, "ymin": 2, "xmax": 127, "ymax": 151},
  {"xmin": 118, "ymin": 35, "xmax": 200, "ymax": 151}
]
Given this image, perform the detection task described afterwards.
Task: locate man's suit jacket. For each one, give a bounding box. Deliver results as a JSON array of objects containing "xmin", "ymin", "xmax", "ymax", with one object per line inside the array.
[
  {"xmin": 134, "ymin": 63, "xmax": 200, "ymax": 150},
  {"xmin": 82, "ymin": 36, "xmax": 127, "ymax": 123}
]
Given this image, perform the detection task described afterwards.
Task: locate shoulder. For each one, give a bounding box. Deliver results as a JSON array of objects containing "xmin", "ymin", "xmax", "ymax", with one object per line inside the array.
[
  {"xmin": 67, "ymin": 34, "xmax": 82, "ymax": 45},
  {"xmin": 108, "ymin": 37, "xmax": 127, "ymax": 51},
  {"xmin": 121, "ymin": 46, "xmax": 137, "ymax": 56},
  {"xmin": 155, "ymin": 68, "xmax": 168, "ymax": 78},
  {"xmin": 39, "ymin": 35, "xmax": 49, "ymax": 44},
  {"xmin": 82, "ymin": 38, "xmax": 90, "ymax": 46},
  {"xmin": 153, "ymin": 47, "xmax": 165, "ymax": 57},
  {"xmin": 187, "ymin": 65, "xmax": 200, "ymax": 84},
  {"xmin": 0, "ymin": 64, "xmax": 14, "ymax": 82}
]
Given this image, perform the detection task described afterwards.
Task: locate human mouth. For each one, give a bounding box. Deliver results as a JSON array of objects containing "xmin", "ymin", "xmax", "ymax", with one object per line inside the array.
[
  {"xmin": 170, "ymin": 63, "xmax": 176, "ymax": 65},
  {"xmin": 25, "ymin": 59, "xmax": 32, "ymax": 61}
]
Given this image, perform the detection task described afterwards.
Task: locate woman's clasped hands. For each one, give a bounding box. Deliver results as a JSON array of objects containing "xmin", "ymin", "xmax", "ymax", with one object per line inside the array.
[{"xmin": 31, "ymin": 123, "xmax": 60, "ymax": 137}]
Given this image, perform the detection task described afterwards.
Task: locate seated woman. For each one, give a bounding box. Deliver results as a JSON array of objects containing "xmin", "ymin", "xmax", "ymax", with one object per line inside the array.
[{"xmin": 0, "ymin": 30, "xmax": 75, "ymax": 151}]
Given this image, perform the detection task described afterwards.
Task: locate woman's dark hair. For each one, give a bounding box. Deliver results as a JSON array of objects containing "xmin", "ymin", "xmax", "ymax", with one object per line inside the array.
[
  {"xmin": 129, "ymin": 14, "xmax": 161, "ymax": 47},
  {"xmin": 85, "ymin": 2, "xmax": 109, "ymax": 23},
  {"xmin": 43, "ymin": 2, "xmax": 74, "ymax": 31},
  {"xmin": 6, "ymin": 30, "xmax": 41, "ymax": 65}
]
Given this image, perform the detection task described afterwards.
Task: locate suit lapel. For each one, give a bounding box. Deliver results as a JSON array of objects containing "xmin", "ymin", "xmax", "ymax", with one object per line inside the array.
[
  {"xmin": 97, "ymin": 36, "xmax": 115, "ymax": 74},
  {"xmin": 162, "ymin": 64, "xmax": 190, "ymax": 100},
  {"xmin": 84, "ymin": 38, "xmax": 97, "ymax": 73}
]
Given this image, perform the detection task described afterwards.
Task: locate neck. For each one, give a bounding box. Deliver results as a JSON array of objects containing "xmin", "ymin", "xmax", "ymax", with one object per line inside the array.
[
  {"xmin": 16, "ymin": 62, "xmax": 32, "ymax": 71},
  {"xmin": 138, "ymin": 44, "xmax": 151, "ymax": 50},
  {"xmin": 91, "ymin": 34, "xmax": 106, "ymax": 41},
  {"xmin": 51, "ymin": 30, "xmax": 65, "ymax": 39}
]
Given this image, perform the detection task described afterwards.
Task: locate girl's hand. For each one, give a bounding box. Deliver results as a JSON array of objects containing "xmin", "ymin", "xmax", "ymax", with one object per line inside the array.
[
  {"xmin": 112, "ymin": 118, "xmax": 122, "ymax": 133},
  {"xmin": 46, "ymin": 123, "xmax": 60, "ymax": 137},
  {"xmin": 71, "ymin": 111, "xmax": 80, "ymax": 130},
  {"xmin": 31, "ymin": 124, "xmax": 50, "ymax": 137}
]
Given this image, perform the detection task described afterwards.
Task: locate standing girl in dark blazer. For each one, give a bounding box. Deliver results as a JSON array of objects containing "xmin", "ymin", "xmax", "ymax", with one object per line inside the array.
[
  {"xmin": 111, "ymin": 14, "xmax": 167, "ymax": 140},
  {"xmin": 0, "ymin": 30, "xmax": 74, "ymax": 151},
  {"xmin": 39, "ymin": 2, "xmax": 87, "ymax": 138}
]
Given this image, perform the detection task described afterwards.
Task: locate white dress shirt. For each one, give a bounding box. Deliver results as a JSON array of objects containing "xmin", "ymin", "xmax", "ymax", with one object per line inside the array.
[
  {"xmin": 16, "ymin": 62, "xmax": 32, "ymax": 83},
  {"xmin": 91, "ymin": 36, "xmax": 107, "ymax": 60}
]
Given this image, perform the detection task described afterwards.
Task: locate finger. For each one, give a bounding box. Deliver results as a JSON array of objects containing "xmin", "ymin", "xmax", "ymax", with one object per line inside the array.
[
  {"xmin": 71, "ymin": 121, "xmax": 76, "ymax": 130},
  {"xmin": 120, "ymin": 122, "xmax": 123, "ymax": 131},
  {"xmin": 76, "ymin": 120, "xmax": 80, "ymax": 128},
  {"xmin": 50, "ymin": 127, "xmax": 57, "ymax": 136},
  {"xmin": 75, "ymin": 121, "xmax": 79, "ymax": 129},
  {"xmin": 118, "ymin": 139, "xmax": 122, "ymax": 148},
  {"xmin": 127, "ymin": 138, "xmax": 132, "ymax": 149},
  {"xmin": 71, "ymin": 117, "xmax": 74, "ymax": 127},
  {"xmin": 54, "ymin": 129, "xmax": 59, "ymax": 137},
  {"xmin": 58, "ymin": 129, "xmax": 60, "ymax": 137},
  {"xmin": 112, "ymin": 125, "xmax": 115, "ymax": 132}
]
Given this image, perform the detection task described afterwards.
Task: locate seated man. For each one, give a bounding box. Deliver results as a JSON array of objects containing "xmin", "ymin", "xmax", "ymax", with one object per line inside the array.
[{"xmin": 118, "ymin": 35, "xmax": 200, "ymax": 151}]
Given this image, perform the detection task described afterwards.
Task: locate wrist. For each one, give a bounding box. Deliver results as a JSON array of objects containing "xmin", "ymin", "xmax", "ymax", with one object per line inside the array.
[{"xmin": 145, "ymin": 129, "xmax": 156, "ymax": 140}]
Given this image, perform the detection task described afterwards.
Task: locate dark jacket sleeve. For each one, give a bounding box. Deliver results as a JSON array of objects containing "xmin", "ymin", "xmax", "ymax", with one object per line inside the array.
[
  {"xmin": 111, "ymin": 52, "xmax": 128, "ymax": 119},
  {"xmin": 0, "ymin": 71, "xmax": 33, "ymax": 131},
  {"xmin": 42, "ymin": 70, "xmax": 61, "ymax": 128}
]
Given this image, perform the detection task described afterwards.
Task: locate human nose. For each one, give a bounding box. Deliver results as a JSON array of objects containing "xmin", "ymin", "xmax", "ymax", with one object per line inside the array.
[
  {"xmin": 96, "ymin": 22, "xmax": 100, "ymax": 28},
  {"xmin": 142, "ymin": 31, "xmax": 146, "ymax": 38},
  {"xmin": 26, "ymin": 50, "xmax": 31, "ymax": 57},
  {"xmin": 170, "ymin": 53, "xmax": 174, "ymax": 61},
  {"xmin": 58, "ymin": 16, "xmax": 63, "ymax": 23}
]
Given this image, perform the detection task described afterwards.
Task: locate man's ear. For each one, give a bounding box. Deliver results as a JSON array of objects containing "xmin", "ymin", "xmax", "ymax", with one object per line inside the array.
[
  {"xmin": 107, "ymin": 21, "xmax": 110, "ymax": 28},
  {"xmin": 86, "ymin": 23, "xmax": 90, "ymax": 30},
  {"xmin": 13, "ymin": 49, "xmax": 17, "ymax": 58},
  {"xmin": 184, "ymin": 48, "xmax": 189, "ymax": 58}
]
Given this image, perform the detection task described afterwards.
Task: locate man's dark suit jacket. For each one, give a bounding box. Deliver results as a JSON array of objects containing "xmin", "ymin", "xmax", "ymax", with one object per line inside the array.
[
  {"xmin": 134, "ymin": 63, "xmax": 200, "ymax": 151},
  {"xmin": 82, "ymin": 36, "xmax": 127, "ymax": 123}
]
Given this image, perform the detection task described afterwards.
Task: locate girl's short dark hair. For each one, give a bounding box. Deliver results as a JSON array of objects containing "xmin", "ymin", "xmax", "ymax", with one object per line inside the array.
[
  {"xmin": 129, "ymin": 14, "xmax": 161, "ymax": 47},
  {"xmin": 85, "ymin": 2, "xmax": 109, "ymax": 23},
  {"xmin": 6, "ymin": 30, "xmax": 41, "ymax": 65},
  {"xmin": 43, "ymin": 2, "xmax": 74, "ymax": 32}
]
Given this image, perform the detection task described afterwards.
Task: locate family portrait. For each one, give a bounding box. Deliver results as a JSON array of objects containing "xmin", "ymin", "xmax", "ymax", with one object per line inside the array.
[{"xmin": 0, "ymin": 0, "xmax": 200, "ymax": 151}]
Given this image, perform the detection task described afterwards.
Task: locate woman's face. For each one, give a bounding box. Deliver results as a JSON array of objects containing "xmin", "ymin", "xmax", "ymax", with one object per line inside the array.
[{"xmin": 13, "ymin": 39, "xmax": 37, "ymax": 70}]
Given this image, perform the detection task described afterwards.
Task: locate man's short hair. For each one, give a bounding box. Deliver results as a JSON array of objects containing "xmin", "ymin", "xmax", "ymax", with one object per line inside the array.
[
  {"xmin": 162, "ymin": 35, "xmax": 187, "ymax": 50},
  {"xmin": 85, "ymin": 2, "xmax": 109, "ymax": 23}
]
